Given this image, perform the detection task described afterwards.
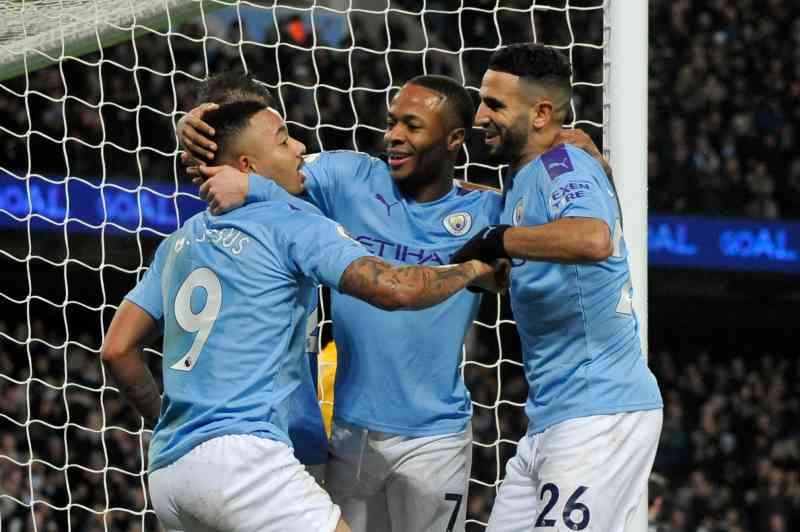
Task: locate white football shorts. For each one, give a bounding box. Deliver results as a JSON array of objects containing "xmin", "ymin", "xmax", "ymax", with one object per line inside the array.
[
  {"xmin": 326, "ymin": 419, "xmax": 472, "ymax": 532},
  {"xmin": 148, "ymin": 434, "xmax": 341, "ymax": 532},
  {"xmin": 487, "ymin": 409, "xmax": 663, "ymax": 532}
]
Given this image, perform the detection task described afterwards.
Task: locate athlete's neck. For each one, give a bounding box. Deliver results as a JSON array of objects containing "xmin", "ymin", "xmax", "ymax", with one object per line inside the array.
[
  {"xmin": 511, "ymin": 127, "xmax": 560, "ymax": 174},
  {"xmin": 397, "ymin": 166, "xmax": 455, "ymax": 203}
]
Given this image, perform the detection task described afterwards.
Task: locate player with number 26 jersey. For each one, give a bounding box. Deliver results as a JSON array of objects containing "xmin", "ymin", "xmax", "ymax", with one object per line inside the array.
[{"xmin": 502, "ymin": 143, "xmax": 662, "ymax": 434}]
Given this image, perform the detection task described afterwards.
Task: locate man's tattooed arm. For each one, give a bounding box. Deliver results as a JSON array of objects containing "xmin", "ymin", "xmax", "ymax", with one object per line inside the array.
[
  {"xmin": 101, "ymin": 300, "xmax": 162, "ymax": 428},
  {"xmin": 339, "ymin": 256, "xmax": 493, "ymax": 310}
]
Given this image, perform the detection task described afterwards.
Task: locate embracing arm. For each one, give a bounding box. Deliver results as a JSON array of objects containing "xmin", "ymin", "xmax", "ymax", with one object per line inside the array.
[
  {"xmin": 503, "ymin": 218, "xmax": 612, "ymax": 263},
  {"xmin": 451, "ymin": 218, "xmax": 612, "ymax": 265},
  {"xmin": 101, "ymin": 300, "xmax": 162, "ymax": 427},
  {"xmin": 339, "ymin": 257, "xmax": 493, "ymax": 311}
]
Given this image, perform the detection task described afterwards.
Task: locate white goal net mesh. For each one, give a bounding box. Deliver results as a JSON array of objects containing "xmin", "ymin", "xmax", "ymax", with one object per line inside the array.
[{"xmin": 0, "ymin": 1, "xmax": 605, "ymax": 530}]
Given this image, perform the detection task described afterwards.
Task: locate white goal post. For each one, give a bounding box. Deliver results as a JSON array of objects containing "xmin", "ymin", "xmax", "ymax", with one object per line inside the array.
[
  {"xmin": 0, "ymin": 1, "xmax": 648, "ymax": 530},
  {"xmin": 0, "ymin": 0, "xmax": 224, "ymax": 82}
]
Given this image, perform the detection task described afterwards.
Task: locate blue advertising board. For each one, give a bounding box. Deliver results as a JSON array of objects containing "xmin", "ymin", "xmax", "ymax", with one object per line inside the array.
[
  {"xmin": 648, "ymin": 214, "xmax": 800, "ymax": 274},
  {"xmin": 0, "ymin": 171, "xmax": 204, "ymax": 237}
]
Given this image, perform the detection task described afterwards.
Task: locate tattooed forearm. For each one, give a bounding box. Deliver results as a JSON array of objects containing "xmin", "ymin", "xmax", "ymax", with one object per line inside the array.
[
  {"xmin": 106, "ymin": 351, "xmax": 162, "ymax": 427},
  {"xmin": 339, "ymin": 257, "xmax": 486, "ymax": 310}
]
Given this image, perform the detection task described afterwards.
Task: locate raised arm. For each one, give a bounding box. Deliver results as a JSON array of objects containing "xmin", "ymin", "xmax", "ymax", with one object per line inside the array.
[
  {"xmin": 101, "ymin": 300, "xmax": 162, "ymax": 427},
  {"xmin": 339, "ymin": 257, "xmax": 495, "ymax": 311}
]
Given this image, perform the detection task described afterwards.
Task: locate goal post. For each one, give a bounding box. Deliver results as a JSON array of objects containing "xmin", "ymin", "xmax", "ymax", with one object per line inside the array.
[
  {"xmin": 605, "ymin": 2, "xmax": 650, "ymax": 527},
  {"xmin": 0, "ymin": 0, "xmax": 225, "ymax": 83},
  {"xmin": 604, "ymin": 0, "xmax": 649, "ymax": 357},
  {"xmin": 0, "ymin": 1, "xmax": 649, "ymax": 530}
]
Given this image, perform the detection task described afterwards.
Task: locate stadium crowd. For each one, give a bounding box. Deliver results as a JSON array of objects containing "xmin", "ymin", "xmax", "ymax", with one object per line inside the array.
[
  {"xmin": 2, "ymin": 1, "xmax": 800, "ymax": 531},
  {"xmin": 649, "ymin": 0, "xmax": 800, "ymax": 218}
]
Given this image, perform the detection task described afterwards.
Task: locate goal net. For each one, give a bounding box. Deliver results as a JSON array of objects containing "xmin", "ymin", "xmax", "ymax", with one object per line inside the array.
[{"xmin": 0, "ymin": 1, "xmax": 617, "ymax": 530}]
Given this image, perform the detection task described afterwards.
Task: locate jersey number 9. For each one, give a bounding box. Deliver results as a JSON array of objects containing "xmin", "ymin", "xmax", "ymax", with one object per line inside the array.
[{"xmin": 170, "ymin": 268, "xmax": 223, "ymax": 372}]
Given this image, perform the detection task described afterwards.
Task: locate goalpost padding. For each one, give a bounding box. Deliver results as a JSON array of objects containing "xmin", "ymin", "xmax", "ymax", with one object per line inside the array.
[{"xmin": 0, "ymin": 1, "xmax": 637, "ymax": 530}]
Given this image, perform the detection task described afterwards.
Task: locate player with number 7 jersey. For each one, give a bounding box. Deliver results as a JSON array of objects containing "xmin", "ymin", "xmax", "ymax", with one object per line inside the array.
[{"xmin": 100, "ymin": 91, "xmax": 498, "ymax": 532}]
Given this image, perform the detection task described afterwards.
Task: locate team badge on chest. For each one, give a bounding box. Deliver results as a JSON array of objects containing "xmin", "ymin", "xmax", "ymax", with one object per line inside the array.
[
  {"xmin": 513, "ymin": 198, "xmax": 524, "ymax": 226},
  {"xmin": 443, "ymin": 212, "xmax": 472, "ymax": 236}
]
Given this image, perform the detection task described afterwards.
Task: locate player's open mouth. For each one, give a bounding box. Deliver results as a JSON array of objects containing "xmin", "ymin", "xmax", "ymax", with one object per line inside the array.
[
  {"xmin": 387, "ymin": 153, "xmax": 412, "ymax": 167},
  {"xmin": 485, "ymin": 131, "xmax": 500, "ymax": 145}
]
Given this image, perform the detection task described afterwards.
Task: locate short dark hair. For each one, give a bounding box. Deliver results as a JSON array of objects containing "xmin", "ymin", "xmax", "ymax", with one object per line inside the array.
[
  {"xmin": 405, "ymin": 74, "xmax": 475, "ymax": 132},
  {"xmin": 488, "ymin": 43, "xmax": 572, "ymax": 96},
  {"xmin": 198, "ymin": 71, "xmax": 274, "ymax": 107},
  {"xmin": 202, "ymin": 100, "xmax": 269, "ymax": 164}
]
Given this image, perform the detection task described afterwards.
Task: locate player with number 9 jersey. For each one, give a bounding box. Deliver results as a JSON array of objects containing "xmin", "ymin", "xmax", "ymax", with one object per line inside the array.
[
  {"xmin": 126, "ymin": 187, "xmax": 370, "ymax": 474},
  {"xmin": 103, "ymin": 91, "xmax": 496, "ymax": 532},
  {"xmin": 126, "ymin": 182, "xmax": 370, "ymax": 531}
]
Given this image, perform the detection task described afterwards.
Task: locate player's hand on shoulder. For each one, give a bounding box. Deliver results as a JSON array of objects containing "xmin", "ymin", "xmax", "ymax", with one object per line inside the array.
[
  {"xmin": 177, "ymin": 102, "xmax": 219, "ymax": 162},
  {"xmin": 554, "ymin": 128, "xmax": 613, "ymax": 177},
  {"xmin": 196, "ymin": 165, "xmax": 249, "ymax": 215},
  {"xmin": 468, "ymin": 258, "xmax": 510, "ymax": 294},
  {"xmin": 451, "ymin": 225, "xmax": 511, "ymax": 264}
]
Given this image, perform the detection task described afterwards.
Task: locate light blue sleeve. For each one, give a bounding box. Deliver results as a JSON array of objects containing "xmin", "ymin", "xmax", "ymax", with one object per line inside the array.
[
  {"xmin": 544, "ymin": 150, "xmax": 615, "ymax": 229},
  {"xmin": 281, "ymin": 211, "xmax": 373, "ymax": 289},
  {"xmin": 123, "ymin": 235, "xmax": 173, "ymax": 322},
  {"xmin": 246, "ymin": 151, "xmax": 373, "ymax": 218},
  {"xmin": 246, "ymin": 174, "xmax": 294, "ymax": 204},
  {"xmin": 301, "ymin": 151, "xmax": 376, "ymax": 217}
]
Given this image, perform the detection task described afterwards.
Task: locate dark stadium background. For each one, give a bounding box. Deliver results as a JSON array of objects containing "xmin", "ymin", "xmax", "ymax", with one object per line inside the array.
[{"xmin": 1, "ymin": 1, "xmax": 799, "ymax": 531}]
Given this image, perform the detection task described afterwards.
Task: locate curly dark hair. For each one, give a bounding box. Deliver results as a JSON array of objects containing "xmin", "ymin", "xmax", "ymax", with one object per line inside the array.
[{"xmin": 487, "ymin": 43, "xmax": 571, "ymax": 93}]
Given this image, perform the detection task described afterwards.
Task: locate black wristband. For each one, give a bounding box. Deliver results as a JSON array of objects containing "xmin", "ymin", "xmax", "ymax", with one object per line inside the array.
[
  {"xmin": 484, "ymin": 224, "xmax": 511, "ymax": 261},
  {"xmin": 451, "ymin": 224, "xmax": 511, "ymax": 264}
]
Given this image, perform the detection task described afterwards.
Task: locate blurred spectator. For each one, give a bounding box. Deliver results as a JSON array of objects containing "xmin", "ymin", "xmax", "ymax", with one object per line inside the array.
[
  {"xmin": 650, "ymin": 473, "xmax": 668, "ymax": 531},
  {"xmin": 650, "ymin": 0, "xmax": 800, "ymax": 218}
]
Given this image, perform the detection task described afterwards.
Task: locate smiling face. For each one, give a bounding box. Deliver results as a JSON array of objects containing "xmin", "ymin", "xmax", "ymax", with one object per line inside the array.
[
  {"xmin": 474, "ymin": 69, "xmax": 532, "ymax": 166},
  {"xmin": 235, "ymin": 108, "xmax": 307, "ymax": 195},
  {"xmin": 383, "ymin": 83, "xmax": 459, "ymax": 185}
]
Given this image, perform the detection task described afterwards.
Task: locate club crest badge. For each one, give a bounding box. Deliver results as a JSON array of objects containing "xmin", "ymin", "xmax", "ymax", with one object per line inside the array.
[
  {"xmin": 443, "ymin": 212, "xmax": 472, "ymax": 236},
  {"xmin": 513, "ymin": 198, "xmax": 524, "ymax": 226}
]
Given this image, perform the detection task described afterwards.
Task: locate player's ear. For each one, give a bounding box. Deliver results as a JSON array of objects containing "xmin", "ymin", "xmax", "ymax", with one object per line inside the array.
[
  {"xmin": 237, "ymin": 154, "xmax": 255, "ymax": 174},
  {"xmin": 446, "ymin": 127, "xmax": 466, "ymax": 152},
  {"xmin": 530, "ymin": 99, "xmax": 554, "ymax": 131}
]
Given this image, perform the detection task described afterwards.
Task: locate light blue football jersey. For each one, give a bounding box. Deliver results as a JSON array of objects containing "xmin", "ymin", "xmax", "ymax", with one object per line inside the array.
[
  {"xmin": 124, "ymin": 181, "xmax": 370, "ymax": 472},
  {"xmin": 502, "ymin": 143, "xmax": 663, "ymax": 435},
  {"xmin": 248, "ymin": 151, "xmax": 504, "ymax": 436}
]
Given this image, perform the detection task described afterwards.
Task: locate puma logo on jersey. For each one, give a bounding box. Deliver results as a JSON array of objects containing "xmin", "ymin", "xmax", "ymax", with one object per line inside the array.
[
  {"xmin": 375, "ymin": 193, "xmax": 399, "ymax": 216},
  {"xmin": 547, "ymin": 157, "xmax": 571, "ymax": 172},
  {"xmin": 542, "ymin": 145, "xmax": 574, "ymax": 179}
]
